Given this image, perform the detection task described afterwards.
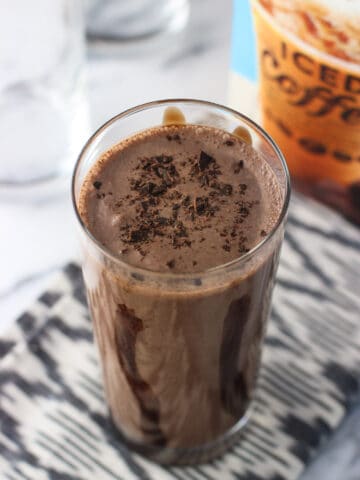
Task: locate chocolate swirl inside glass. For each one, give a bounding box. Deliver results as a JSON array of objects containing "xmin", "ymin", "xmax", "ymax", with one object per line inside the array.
[{"xmin": 72, "ymin": 99, "xmax": 290, "ymax": 464}]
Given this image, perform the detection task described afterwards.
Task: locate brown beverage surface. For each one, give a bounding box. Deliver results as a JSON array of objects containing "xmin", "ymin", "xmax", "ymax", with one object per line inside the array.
[{"xmin": 79, "ymin": 124, "xmax": 282, "ymax": 272}]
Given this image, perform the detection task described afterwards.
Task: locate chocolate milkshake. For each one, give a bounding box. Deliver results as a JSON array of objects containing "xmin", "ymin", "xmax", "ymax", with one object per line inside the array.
[{"xmin": 73, "ymin": 101, "xmax": 289, "ymax": 464}]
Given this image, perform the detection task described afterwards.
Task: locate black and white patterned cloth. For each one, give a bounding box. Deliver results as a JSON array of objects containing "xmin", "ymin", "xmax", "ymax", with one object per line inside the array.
[{"xmin": 1, "ymin": 194, "xmax": 360, "ymax": 479}]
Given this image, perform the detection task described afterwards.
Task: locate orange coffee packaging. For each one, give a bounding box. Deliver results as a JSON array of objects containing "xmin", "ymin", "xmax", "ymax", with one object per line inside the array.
[
  {"xmin": 251, "ymin": 0, "xmax": 360, "ymax": 223},
  {"xmin": 252, "ymin": 0, "xmax": 360, "ymax": 223}
]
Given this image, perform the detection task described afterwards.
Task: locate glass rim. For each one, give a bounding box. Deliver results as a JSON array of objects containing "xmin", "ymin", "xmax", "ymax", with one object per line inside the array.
[
  {"xmin": 71, "ymin": 98, "xmax": 290, "ymax": 280},
  {"xmin": 252, "ymin": 0, "xmax": 360, "ymax": 71}
]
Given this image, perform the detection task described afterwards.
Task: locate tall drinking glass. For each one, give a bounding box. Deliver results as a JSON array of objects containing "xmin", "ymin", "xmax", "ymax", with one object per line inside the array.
[
  {"xmin": 72, "ymin": 99, "xmax": 290, "ymax": 464},
  {"xmin": 86, "ymin": 0, "xmax": 190, "ymax": 42},
  {"xmin": 0, "ymin": 0, "xmax": 89, "ymax": 193}
]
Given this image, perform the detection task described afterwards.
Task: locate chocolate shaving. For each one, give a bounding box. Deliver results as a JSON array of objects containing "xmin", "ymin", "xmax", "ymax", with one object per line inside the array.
[
  {"xmin": 154, "ymin": 165, "xmax": 167, "ymax": 179},
  {"xmin": 174, "ymin": 221, "xmax": 188, "ymax": 237},
  {"xmin": 93, "ymin": 181, "xmax": 102, "ymax": 190},
  {"xmin": 234, "ymin": 160, "xmax": 244, "ymax": 174},
  {"xmin": 166, "ymin": 259, "xmax": 175, "ymax": 269},
  {"xmin": 239, "ymin": 206, "xmax": 250, "ymax": 217},
  {"xmin": 188, "ymin": 207, "xmax": 195, "ymax": 221},
  {"xmin": 140, "ymin": 182, "xmax": 156, "ymax": 195},
  {"xmin": 199, "ymin": 174, "xmax": 209, "ymax": 187},
  {"xmin": 157, "ymin": 167, "xmax": 174, "ymax": 186},
  {"xmin": 157, "ymin": 216, "xmax": 170, "ymax": 226},
  {"xmin": 129, "ymin": 227, "xmax": 149, "ymax": 243},
  {"xmin": 221, "ymin": 184, "xmax": 233, "ymax": 196},
  {"xmin": 170, "ymin": 190, "xmax": 182, "ymax": 200},
  {"xmin": 151, "ymin": 183, "xmax": 167, "ymax": 196},
  {"xmin": 155, "ymin": 155, "xmax": 173, "ymax": 164},
  {"xmin": 199, "ymin": 151, "xmax": 214, "ymax": 171},
  {"xmin": 168, "ymin": 164, "xmax": 178, "ymax": 177},
  {"xmin": 182, "ymin": 195, "xmax": 191, "ymax": 206},
  {"xmin": 142, "ymin": 160, "xmax": 153, "ymax": 171},
  {"xmin": 195, "ymin": 197, "xmax": 209, "ymax": 215},
  {"xmin": 172, "ymin": 236, "xmax": 191, "ymax": 249}
]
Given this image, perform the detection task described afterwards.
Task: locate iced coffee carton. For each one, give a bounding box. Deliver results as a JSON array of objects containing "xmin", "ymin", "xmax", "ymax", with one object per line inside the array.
[{"xmin": 230, "ymin": 0, "xmax": 360, "ymax": 223}]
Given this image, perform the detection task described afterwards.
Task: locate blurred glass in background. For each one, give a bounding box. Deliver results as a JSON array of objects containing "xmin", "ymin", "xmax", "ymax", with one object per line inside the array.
[
  {"xmin": 86, "ymin": 0, "xmax": 190, "ymax": 43},
  {"xmin": 0, "ymin": 0, "xmax": 89, "ymax": 193}
]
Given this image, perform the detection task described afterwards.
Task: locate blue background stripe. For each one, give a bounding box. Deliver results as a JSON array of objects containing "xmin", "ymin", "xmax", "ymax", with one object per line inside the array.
[{"xmin": 231, "ymin": 0, "xmax": 258, "ymax": 81}]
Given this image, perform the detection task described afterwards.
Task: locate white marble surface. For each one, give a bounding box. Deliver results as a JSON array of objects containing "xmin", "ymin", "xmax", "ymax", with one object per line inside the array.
[{"xmin": 0, "ymin": 0, "xmax": 359, "ymax": 477}]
